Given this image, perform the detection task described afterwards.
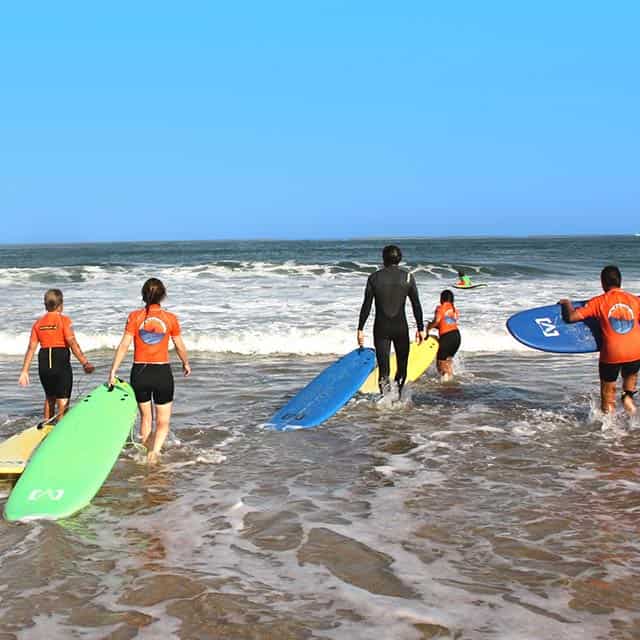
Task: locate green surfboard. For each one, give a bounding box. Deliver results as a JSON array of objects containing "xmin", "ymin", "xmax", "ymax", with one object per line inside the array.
[{"xmin": 4, "ymin": 381, "xmax": 137, "ymax": 522}]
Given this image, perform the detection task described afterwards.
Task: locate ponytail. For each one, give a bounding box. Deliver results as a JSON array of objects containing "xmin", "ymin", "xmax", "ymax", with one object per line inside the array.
[
  {"xmin": 440, "ymin": 289, "xmax": 456, "ymax": 314},
  {"xmin": 141, "ymin": 278, "xmax": 167, "ymax": 309}
]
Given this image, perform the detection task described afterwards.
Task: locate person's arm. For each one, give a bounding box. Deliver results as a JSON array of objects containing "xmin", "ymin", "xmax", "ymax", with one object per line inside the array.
[
  {"xmin": 357, "ymin": 276, "xmax": 374, "ymax": 347},
  {"xmin": 558, "ymin": 299, "xmax": 586, "ymax": 323},
  {"xmin": 108, "ymin": 333, "xmax": 133, "ymax": 386},
  {"xmin": 67, "ymin": 336, "xmax": 95, "ymax": 374},
  {"xmin": 407, "ymin": 274, "xmax": 425, "ymax": 343},
  {"xmin": 171, "ymin": 335, "xmax": 191, "ymax": 377},
  {"xmin": 63, "ymin": 318, "xmax": 94, "ymax": 373},
  {"xmin": 426, "ymin": 306, "xmax": 442, "ymax": 333},
  {"xmin": 18, "ymin": 332, "xmax": 38, "ymax": 386}
]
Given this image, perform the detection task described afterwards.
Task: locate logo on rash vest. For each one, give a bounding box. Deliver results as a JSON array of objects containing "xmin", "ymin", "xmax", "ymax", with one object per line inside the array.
[
  {"xmin": 139, "ymin": 317, "xmax": 168, "ymax": 345},
  {"xmin": 608, "ymin": 303, "xmax": 635, "ymax": 335}
]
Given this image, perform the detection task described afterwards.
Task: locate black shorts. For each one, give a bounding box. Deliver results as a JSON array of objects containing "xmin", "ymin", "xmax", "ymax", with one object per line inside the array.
[
  {"xmin": 130, "ymin": 364, "xmax": 174, "ymax": 405},
  {"xmin": 599, "ymin": 360, "xmax": 640, "ymax": 383},
  {"xmin": 38, "ymin": 347, "xmax": 72, "ymax": 399},
  {"xmin": 437, "ymin": 330, "xmax": 461, "ymax": 360}
]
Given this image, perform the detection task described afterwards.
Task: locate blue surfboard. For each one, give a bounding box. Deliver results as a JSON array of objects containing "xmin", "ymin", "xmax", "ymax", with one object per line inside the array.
[
  {"xmin": 506, "ymin": 301, "xmax": 602, "ymax": 353},
  {"xmin": 267, "ymin": 348, "xmax": 376, "ymax": 430}
]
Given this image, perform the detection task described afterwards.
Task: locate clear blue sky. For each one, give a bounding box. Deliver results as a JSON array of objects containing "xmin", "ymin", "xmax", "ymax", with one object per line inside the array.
[{"xmin": 1, "ymin": 2, "xmax": 638, "ymax": 243}]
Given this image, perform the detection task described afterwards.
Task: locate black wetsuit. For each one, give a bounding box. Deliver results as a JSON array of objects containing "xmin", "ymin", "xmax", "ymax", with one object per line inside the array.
[{"xmin": 358, "ymin": 265, "xmax": 424, "ymax": 391}]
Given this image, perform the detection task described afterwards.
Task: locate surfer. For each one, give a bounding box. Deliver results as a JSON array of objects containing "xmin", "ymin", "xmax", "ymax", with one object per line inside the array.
[
  {"xmin": 357, "ymin": 245, "xmax": 425, "ymax": 397},
  {"xmin": 560, "ymin": 265, "xmax": 640, "ymax": 415},
  {"xmin": 457, "ymin": 270, "xmax": 472, "ymax": 288},
  {"xmin": 108, "ymin": 278, "xmax": 191, "ymax": 463},
  {"xmin": 427, "ymin": 289, "xmax": 461, "ymax": 381},
  {"xmin": 18, "ymin": 289, "xmax": 95, "ymax": 420}
]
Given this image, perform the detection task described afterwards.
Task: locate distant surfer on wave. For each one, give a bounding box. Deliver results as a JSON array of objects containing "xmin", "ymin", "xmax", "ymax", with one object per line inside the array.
[
  {"xmin": 427, "ymin": 289, "xmax": 461, "ymax": 382},
  {"xmin": 357, "ymin": 245, "xmax": 425, "ymax": 398},
  {"xmin": 560, "ymin": 265, "xmax": 640, "ymax": 415},
  {"xmin": 456, "ymin": 270, "xmax": 472, "ymax": 288},
  {"xmin": 18, "ymin": 288, "xmax": 95, "ymax": 420},
  {"xmin": 109, "ymin": 278, "xmax": 191, "ymax": 463}
]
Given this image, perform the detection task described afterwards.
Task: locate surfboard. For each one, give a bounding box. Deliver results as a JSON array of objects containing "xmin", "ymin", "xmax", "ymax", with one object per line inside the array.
[
  {"xmin": 359, "ymin": 337, "xmax": 439, "ymax": 393},
  {"xmin": 453, "ymin": 283, "xmax": 488, "ymax": 290},
  {"xmin": 4, "ymin": 380, "xmax": 137, "ymax": 521},
  {"xmin": 267, "ymin": 348, "xmax": 376, "ymax": 430},
  {"xmin": 506, "ymin": 301, "xmax": 601, "ymax": 353},
  {"xmin": 0, "ymin": 423, "xmax": 53, "ymax": 475}
]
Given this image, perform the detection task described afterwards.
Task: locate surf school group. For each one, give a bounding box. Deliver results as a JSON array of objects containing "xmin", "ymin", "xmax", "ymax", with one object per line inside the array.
[{"xmin": 16, "ymin": 244, "xmax": 640, "ymax": 464}]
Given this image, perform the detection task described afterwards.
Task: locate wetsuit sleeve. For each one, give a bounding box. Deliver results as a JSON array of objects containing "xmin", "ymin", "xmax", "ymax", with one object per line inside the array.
[
  {"xmin": 170, "ymin": 313, "xmax": 181, "ymax": 337},
  {"xmin": 573, "ymin": 298, "xmax": 597, "ymax": 321},
  {"xmin": 62, "ymin": 316, "xmax": 75, "ymax": 343},
  {"xmin": 124, "ymin": 311, "xmax": 137, "ymax": 336},
  {"xmin": 407, "ymin": 274, "xmax": 424, "ymax": 331},
  {"xmin": 357, "ymin": 276, "xmax": 374, "ymax": 331},
  {"xmin": 29, "ymin": 321, "xmax": 39, "ymax": 346}
]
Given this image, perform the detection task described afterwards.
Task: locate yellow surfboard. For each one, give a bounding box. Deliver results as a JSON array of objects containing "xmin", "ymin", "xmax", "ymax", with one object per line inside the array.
[
  {"xmin": 360, "ymin": 337, "xmax": 439, "ymax": 393},
  {"xmin": 0, "ymin": 423, "xmax": 53, "ymax": 475}
]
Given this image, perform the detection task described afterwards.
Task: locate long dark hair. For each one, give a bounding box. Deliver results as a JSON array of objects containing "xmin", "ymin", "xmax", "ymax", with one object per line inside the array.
[
  {"xmin": 440, "ymin": 289, "xmax": 455, "ymax": 313},
  {"xmin": 141, "ymin": 278, "xmax": 166, "ymax": 308}
]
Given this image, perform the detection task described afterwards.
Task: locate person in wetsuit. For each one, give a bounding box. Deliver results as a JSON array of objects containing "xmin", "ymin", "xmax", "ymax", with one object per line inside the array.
[
  {"xmin": 357, "ymin": 245, "xmax": 425, "ymax": 396},
  {"xmin": 18, "ymin": 288, "xmax": 95, "ymax": 420},
  {"xmin": 560, "ymin": 265, "xmax": 640, "ymax": 415},
  {"xmin": 427, "ymin": 289, "xmax": 461, "ymax": 381},
  {"xmin": 109, "ymin": 278, "xmax": 191, "ymax": 464},
  {"xmin": 457, "ymin": 270, "xmax": 472, "ymax": 287}
]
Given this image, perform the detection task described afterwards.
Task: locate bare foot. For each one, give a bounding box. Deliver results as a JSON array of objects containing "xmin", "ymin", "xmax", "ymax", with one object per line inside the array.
[
  {"xmin": 147, "ymin": 451, "xmax": 160, "ymax": 465},
  {"xmin": 622, "ymin": 395, "xmax": 637, "ymax": 415}
]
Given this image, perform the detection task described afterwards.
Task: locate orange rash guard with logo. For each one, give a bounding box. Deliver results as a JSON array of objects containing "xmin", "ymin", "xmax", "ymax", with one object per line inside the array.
[
  {"xmin": 433, "ymin": 302, "xmax": 459, "ymax": 336},
  {"xmin": 125, "ymin": 304, "xmax": 181, "ymax": 364},
  {"xmin": 573, "ymin": 288, "xmax": 640, "ymax": 364},
  {"xmin": 30, "ymin": 312, "xmax": 75, "ymax": 348}
]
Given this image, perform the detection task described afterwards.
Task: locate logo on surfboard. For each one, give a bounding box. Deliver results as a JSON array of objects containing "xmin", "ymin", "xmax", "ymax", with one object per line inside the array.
[
  {"xmin": 534, "ymin": 317, "xmax": 559, "ymax": 338},
  {"xmin": 28, "ymin": 489, "xmax": 65, "ymax": 502}
]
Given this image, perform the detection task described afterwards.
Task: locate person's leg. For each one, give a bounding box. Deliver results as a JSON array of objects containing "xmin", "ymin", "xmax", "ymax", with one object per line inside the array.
[
  {"xmin": 373, "ymin": 329, "xmax": 392, "ymax": 393},
  {"xmin": 620, "ymin": 361, "xmax": 640, "ymax": 415},
  {"xmin": 55, "ymin": 398, "xmax": 70, "ymax": 418},
  {"xmin": 43, "ymin": 396, "xmax": 56, "ymax": 421},
  {"xmin": 146, "ymin": 364, "xmax": 175, "ymax": 462},
  {"xmin": 131, "ymin": 364, "xmax": 153, "ymax": 445},
  {"xmin": 147, "ymin": 401, "xmax": 173, "ymax": 464},
  {"xmin": 393, "ymin": 330, "xmax": 410, "ymax": 397},
  {"xmin": 137, "ymin": 401, "xmax": 153, "ymax": 446},
  {"xmin": 600, "ymin": 381, "xmax": 617, "ymax": 414},
  {"xmin": 599, "ymin": 363, "xmax": 618, "ymax": 414},
  {"xmin": 53, "ymin": 362, "xmax": 73, "ymax": 420}
]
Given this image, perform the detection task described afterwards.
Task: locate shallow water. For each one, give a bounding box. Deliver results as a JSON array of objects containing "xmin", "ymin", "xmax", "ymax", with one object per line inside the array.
[{"xmin": 1, "ymin": 238, "xmax": 640, "ymax": 638}]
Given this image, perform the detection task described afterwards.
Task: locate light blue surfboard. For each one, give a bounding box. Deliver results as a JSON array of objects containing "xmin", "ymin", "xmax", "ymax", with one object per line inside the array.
[
  {"xmin": 267, "ymin": 348, "xmax": 376, "ymax": 430},
  {"xmin": 506, "ymin": 301, "xmax": 602, "ymax": 353}
]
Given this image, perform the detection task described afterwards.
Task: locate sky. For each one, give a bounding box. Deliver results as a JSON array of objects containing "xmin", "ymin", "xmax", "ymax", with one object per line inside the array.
[{"xmin": 1, "ymin": 2, "xmax": 639, "ymax": 243}]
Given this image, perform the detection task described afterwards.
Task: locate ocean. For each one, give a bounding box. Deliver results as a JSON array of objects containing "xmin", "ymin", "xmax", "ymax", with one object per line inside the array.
[{"xmin": 1, "ymin": 236, "xmax": 639, "ymax": 639}]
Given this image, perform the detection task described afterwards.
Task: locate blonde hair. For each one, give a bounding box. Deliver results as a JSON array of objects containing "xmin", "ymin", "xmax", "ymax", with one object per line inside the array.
[{"xmin": 44, "ymin": 289, "xmax": 63, "ymax": 312}]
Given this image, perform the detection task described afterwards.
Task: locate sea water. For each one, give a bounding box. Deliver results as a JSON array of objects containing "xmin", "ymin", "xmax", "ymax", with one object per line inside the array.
[{"xmin": 0, "ymin": 236, "xmax": 639, "ymax": 639}]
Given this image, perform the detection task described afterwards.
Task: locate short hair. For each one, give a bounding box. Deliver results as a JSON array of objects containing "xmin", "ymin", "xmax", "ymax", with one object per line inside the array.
[
  {"xmin": 44, "ymin": 289, "xmax": 63, "ymax": 311},
  {"xmin": 141, "ymin": 278, "xmax": 167, "ymax": 306},
  {"xmin": 382, "ymin": 245, "xmax": 402, "ymax": 267},
  {"xmin": 601, "ymin": 265, "xmax": 621, "ymax": 289},
  {"xmin": 440, "ymin": 289, "xmax": 454, "ymax": 304}
]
